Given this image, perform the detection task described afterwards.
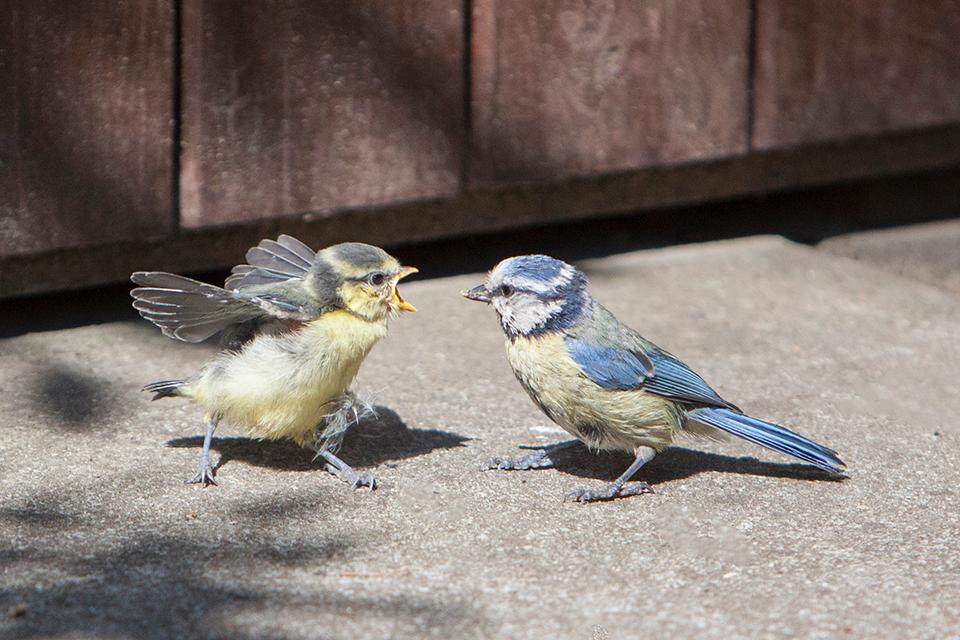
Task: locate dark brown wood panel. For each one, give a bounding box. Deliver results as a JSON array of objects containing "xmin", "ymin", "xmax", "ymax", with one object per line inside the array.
[
  {"xmin": 7, "ymin": 123, "xmax": 960, "ymax": 298},
  {"xmin": 0, "ymin": 1, "xmax": 174, "ymax": 257},
  {"xmin": 471, "ymin": 0, "xmax": 749, "ymax": 185},
  {"xmin": 754, "ymin": 1, "xmax": 960, "ymax": 149},
  {"xmin": 181, "ymin": 1, "xmax": 463, "ymax": 228}
]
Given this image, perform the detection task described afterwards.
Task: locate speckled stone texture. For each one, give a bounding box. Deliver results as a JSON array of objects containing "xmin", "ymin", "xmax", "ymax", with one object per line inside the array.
[{"xmin": 1, "ymin": 235, "xmax": 957, "ymax": 639}]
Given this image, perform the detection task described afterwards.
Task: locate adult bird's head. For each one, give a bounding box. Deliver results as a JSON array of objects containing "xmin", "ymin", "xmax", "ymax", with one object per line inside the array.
[
  {"xmin": 312, "ymin": 243, "xmax": 418, "ymax": 322},
  {"xmin": 462, "ymin": 255, "xmax": 588, "ymax": 338}
]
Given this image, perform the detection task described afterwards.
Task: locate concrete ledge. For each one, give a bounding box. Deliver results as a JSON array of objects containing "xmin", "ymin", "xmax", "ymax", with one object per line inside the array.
[{"xmin": 819, "ymin": 218, "xmax": 960, "ymax": 296}]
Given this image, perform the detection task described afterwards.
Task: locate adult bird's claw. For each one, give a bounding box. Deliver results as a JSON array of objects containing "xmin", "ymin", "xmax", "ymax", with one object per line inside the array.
[
  {"xmin": 186, "ymin": 464, "xmax": 217, "ymax": 487},
  {"xmin": 564, "ymin": 481, "xmax": 653, "ymax": 503},
  {"xmin": 482, "ymin": 440, "xmax": 579, "ymax": 471},
  {"xmin": 481, "ymin": 450, "xmax": 555, "ymax": 471}
]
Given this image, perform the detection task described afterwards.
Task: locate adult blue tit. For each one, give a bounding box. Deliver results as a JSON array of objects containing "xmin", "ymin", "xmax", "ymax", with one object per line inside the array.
[
  {"xmin": 131, "ymin": 236, "xmax": 418, "ymax": 488},
  {"xmin": 463, "ymin": 254, "xmax": 845, "ymax": 502}
]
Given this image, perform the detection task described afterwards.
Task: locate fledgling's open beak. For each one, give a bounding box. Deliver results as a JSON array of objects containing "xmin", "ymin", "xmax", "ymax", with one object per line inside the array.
[
  {"xmin": 392, "ymin": 266, "xmax": 418, "ymax": 312},
  {"xmin": 461, "ymin": 284, "xmax": 491, "ymax": 303}
]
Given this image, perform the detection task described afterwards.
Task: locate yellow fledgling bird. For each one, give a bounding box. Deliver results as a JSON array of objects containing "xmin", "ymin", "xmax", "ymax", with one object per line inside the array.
[{"xmin": 130, "ymin": 236, "xmax": 417, "ymax": 488}]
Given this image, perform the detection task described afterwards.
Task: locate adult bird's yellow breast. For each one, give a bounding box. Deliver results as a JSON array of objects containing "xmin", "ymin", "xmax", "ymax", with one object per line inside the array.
[{"xmin": 505, "ymin": 333, "xmax": 683, "ymax": 451}]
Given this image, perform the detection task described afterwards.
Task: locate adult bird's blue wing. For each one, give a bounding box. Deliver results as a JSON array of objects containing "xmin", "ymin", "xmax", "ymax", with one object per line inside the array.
[
  {"xmin": 565, "ymin": 335, "xmax": 737, "ymax": 410},
  {"xmin": 564, "ymin": 336, "xmax": 655, "ymax": 390},
  {"xmin": 641, "ymin": 349, "xmax": 739, "ymax": 410}
]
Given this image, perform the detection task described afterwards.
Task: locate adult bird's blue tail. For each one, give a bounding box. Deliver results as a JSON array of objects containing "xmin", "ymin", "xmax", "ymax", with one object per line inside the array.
[{"xmin": 687, "ymin": 407, "xmax": 845, "ymax": 474}]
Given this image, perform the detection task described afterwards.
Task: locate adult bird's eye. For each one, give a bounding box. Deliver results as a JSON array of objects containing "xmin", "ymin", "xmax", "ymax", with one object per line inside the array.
[
  {"xmin": 499, "ymin": 285, "xmax": 513, "ymax": 297},
  {"xmin": 369, "ymin": 272, "xmax": 386, "ymax": 286}
]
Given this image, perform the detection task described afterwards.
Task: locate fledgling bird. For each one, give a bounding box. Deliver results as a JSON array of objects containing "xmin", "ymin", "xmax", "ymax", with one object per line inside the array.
[
  {"xmin": 463, "ymin": 255, "xmax": 845, "ymax": 502},
  {"xmin": 131, "ymin": 235, "xmax": 417, "ymax": 488}
]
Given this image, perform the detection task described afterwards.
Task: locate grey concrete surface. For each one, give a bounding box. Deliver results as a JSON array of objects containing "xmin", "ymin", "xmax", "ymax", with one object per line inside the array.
[
  {"xmin": 1, "ymin": 236, "xmax": 958, "ymax": 639},
  {"xmin": 819, "ymin": 218, "xmax": 960, "ymax": 297}
]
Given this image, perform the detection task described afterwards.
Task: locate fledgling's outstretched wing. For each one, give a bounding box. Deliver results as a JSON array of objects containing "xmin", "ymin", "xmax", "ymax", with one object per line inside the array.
[
  {"xmin": 130, "ymin": 272, "xmax": 318, "ymax": 344},
  {"xmin": 565, "ymin": 303, "xmax": 738, "ymax": 410},
  {"xmin": 132, "ymin": 235, "xmax": 327, "ymax": 345},
  {"xmin": 225, "ymin": 234, "xmax": 316, "ymax": 290}
]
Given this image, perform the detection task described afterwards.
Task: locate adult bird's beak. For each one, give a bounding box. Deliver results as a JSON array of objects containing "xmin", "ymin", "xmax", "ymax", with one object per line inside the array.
[
  {"xmin": 393, "ymin": 266, "xmax": 418, "ymax": 312},
  {"xmin": 461, "ymin": 284, "xmax": 491, "ymax": 303}
]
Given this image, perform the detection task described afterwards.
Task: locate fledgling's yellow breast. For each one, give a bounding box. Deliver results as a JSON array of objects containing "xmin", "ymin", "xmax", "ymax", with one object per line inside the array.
[{"xmin": 191, "ymin": 310, "xmax": 389, "ymax": 445}]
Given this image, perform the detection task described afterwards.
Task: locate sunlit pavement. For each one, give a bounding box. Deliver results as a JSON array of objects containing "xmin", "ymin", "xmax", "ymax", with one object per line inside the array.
[{"xmin": 2, "ymin": 232, "xmax": 958, "ymax": 639}]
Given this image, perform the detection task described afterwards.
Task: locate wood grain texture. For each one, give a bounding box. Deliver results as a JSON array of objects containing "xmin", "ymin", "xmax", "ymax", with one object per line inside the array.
[
  {"xmin": 0, "ymin": 1, "xmax": 173, "ymax": 256},
  {"xmin": 471, "ymin": 0, "xmax": 750, "ymax": 184},
  {"xmin": 181, "ymin": 0, "xmax": 463, "ymax": 228},
  {"xmin": 754, "ymin": 0, "xmax": 960, "ymax": 149},
  {"xmin": 11, "ymin": 122, "xmax": 960, "ymax": 299}
]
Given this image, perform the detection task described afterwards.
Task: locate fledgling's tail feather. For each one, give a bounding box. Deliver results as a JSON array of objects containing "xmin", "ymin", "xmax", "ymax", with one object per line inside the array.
[
  {"xmin": 142, "ymin": 379, "xmax": 185, "ymax": 401},
  {"xmin": 687, "ymin": 407, "xmax": 845, "ymax": 474}
]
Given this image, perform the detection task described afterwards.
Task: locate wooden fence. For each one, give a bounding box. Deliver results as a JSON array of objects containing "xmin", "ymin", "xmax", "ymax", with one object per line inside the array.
[{"xmin": 2, "ymin": 1, "xmax": 960, "ymax": 296}]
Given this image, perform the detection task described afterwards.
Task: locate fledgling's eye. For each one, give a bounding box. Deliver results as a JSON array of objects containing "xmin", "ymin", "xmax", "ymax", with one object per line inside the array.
[
  {"xmin": 499, "ymin": 284, "xmax": 513, "ymax": 297},
  {"xmin": 368, "ymin": 272, "xmax": 386, "ymax": 286}
]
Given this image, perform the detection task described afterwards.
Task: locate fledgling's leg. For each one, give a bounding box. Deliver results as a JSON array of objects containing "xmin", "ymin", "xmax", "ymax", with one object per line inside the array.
[
  {"xmin": 482, "ymin": 439, "xmax": 580, "ymax": 471},
  {"xmin": 187, "ymin": 418, "xmax": 218, "ymax": 486},
  {"xmin": 565, "ymin": 446, "xmax": 657, "ymax": 503},
  {"xmin": 319, "ymin": 450, "xmax": 376, "ymax": 490}
]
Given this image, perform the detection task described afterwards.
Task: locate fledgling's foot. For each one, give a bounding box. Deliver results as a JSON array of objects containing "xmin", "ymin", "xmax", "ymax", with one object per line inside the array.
[
  {"xmin": 325, "ymin": 463, "xmax": 377, "ymax": 490},
  {"xmin": 186, "ymin": 462, "xmax": 217, "ymax": 487},
  {"xmin": 564, "ymin": 481, "xmax": 653, "ymax": 503},
  {"xmin": 318, "ymin": 450, "xmax": 376, "ymax": 490}
]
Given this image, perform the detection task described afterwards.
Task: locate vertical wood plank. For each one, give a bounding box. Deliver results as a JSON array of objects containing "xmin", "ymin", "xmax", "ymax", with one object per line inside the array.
[
  {"xmin": 470, "ymin": 0, "xmax": 750, "ymax": 185},
  {"xmin": 754, "ymin": 0, "xmax": 960, "ymax": 149},
  {"xmin": 181, "ymin": 0, "xmax": 464, "ymax": 228},
  {"xmin": 0, "ymin": 1, "xmax": 173, "ymax": 256}
]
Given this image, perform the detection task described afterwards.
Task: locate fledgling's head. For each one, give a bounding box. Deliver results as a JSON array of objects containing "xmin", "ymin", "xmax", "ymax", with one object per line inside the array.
[
  {"xmin": 312, "ymin": 243, "xmax": 417, "ymax": 321},
  {"xmin": 462, "ymin": 255, "xmax": 588, "ymax": 338}
]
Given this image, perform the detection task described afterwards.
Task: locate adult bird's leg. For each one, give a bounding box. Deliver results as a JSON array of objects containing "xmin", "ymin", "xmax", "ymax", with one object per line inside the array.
[
  {"xmin": 319, "ymin": 450, "xmax": 376, "ymax": 490},
  {"xmin": 566, "ymin": 446, "xmax": 657, "ymax": 503},
  {"xmin": 482, "ymin": 439, "xmax": 581, "ymax": 471},
  {"xmin": 187, "ymin": 418, "xmax": 218, "ymax": 486}
]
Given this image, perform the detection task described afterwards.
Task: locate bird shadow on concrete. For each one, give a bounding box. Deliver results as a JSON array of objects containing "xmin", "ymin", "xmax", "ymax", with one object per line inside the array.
[
  {"xmin": 0, "ymin": 530, "xmax": 486, "ymax": 640},
  {"xmin": 166, "ymin": 406, "xmax": 470, "ymax": 475},
  {"xmin": 0, "ymin": 479, "xmax": 490, "ymax": 639},
  {"xmin": 535, "ymin": 444, "xmax": 844, "ymax": 485},
  {"xmin": 29, "ymin": 366, "xmax": 110, "ymax": 432}
]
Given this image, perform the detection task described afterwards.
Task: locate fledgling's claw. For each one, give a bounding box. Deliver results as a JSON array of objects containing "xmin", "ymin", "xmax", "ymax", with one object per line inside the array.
[
  {"xmin": 319, "ymin": 450, "xmax": 376, "ymax": 490},
  {"xmin": 352, "ymin": 472, "xmax": 376, "ymax": 490},
  {"xmin": 324, "ymin": 463, "xmax": 376, "ymax": 490},
  {"xmin": 564, "ymin": 481, "xmax": 653, "ymax": 503},
  {"xmin": 187, "ymin": 464, "xmax": 217, "ymax": 487}
]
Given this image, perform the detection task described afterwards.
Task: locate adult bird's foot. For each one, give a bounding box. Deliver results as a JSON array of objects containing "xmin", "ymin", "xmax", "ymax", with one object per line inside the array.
[
  {"xmin": 482, "ymin": 449, "xmax": 555, "ymax": 471},
  {"xmin": 482, "ymin": 440, "xmax": 580, "ymax": 471},
  {"xmin": 564, "ymin": 481, "xmax": 653, "ymax": 503},
  {"xmin": 186, "ymin": 462, "xmax": 217, "ymax": 487}
]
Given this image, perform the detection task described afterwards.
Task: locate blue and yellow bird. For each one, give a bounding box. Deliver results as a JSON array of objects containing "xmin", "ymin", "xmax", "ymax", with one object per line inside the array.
[{"xmin": 463, "ymin": 255, "xmax": 845, "ymax": 502}]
